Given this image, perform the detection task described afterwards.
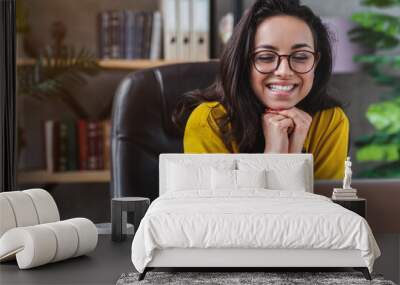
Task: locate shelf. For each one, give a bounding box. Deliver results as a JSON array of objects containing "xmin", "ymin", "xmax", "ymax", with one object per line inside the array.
[
  {"xmin": 17, "ymin": 58, "xmax": 216, "ymax": 70},
  {"xmin": 16, "ymin": 58, "xmax": 36, "ymax": 66},
  {"xmin": 18, "ymin": 170, "xmax": 111, "ymax": 184},
  {"xmin": 98, "ymin": 59, "xmax": 186, "ymax": 69}
]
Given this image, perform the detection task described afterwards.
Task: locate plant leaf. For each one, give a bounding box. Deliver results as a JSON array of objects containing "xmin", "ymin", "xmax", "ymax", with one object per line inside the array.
[
  {"xmin": 366, "ymin": 98, "xmax": 400, "ymax": 133},
  {"xmin": 356, "ymin": 143, "xmax": 400, "ymax": 161},
  {"xmin": 348, "ymin": 27, "xmax": 399, "ymax": 49},
  {"xmin": 351, "ymin": 12, "xmax": 400, "ymax": 38},
  {"xmin": 361, "ymin": 0, "xmax": 400, "ymax": 7}
]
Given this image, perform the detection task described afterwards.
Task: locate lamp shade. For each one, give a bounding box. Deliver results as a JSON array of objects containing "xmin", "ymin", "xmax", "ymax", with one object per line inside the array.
[{"xmin": 322, "ymin": 17, "xmax": 364, "ymax": 73}]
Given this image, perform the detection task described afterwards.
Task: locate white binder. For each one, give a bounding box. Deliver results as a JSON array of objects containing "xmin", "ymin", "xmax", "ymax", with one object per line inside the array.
[
  {"xmin": 161, "ymin": 0, "xmax": 178, "ymax": 60},
  {"xmin": 178, "ymin": 0, "xmax": 191, "ymax": 61},
  {"xmin": 190, "ymin": 0, "xmax": 210, "ymax": 61},
  {"xmin": 150, "ymin": 11, "xmax": 162, "ymax": 60}
]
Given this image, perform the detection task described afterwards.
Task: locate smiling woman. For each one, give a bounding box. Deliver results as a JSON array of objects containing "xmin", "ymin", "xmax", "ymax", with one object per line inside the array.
[{"xmin": 173, "ymin": 0, "xmax": 349, "ymax": 180}]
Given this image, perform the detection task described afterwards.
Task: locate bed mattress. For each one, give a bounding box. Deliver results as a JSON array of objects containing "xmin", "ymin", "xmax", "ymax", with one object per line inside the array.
[{"xmin": 131, "ymin": 190, "xmax": 380, "ymax": 273}]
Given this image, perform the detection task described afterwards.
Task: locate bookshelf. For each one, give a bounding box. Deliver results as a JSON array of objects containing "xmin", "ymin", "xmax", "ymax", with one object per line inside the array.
[
  {"xmin": 16, "ymin": 0, "xmax": 228, "ymax": 187},
  {"xmin": 18, "ymin": 170, "xmax": 111, "ymax": 184}
]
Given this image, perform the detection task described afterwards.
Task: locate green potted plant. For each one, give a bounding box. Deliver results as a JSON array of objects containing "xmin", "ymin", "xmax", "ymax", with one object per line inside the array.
[
  {"xmin": 17, "ymin": 21, "xmax": 101, "ymax": 161},
  {"xmin": 18, "ymin": 21, "xmax": 100, "ymax": 119},
  {"xmin": 350, "ymin": 0, "xmax": 400, "ymax": 177}
]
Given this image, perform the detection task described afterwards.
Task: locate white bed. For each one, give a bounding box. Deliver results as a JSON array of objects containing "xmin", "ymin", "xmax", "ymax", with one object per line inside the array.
[{"xmin": 131, "ymin": 154, "xmax": 380, "ymax": 280}]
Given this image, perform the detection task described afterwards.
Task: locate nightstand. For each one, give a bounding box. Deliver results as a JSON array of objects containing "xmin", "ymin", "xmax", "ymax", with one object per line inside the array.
[
  {"xmin": 332, "ymin": 198, "xmax": 366, "ymax": 218},
  {"xmin": 111, "ymin": 197, "xmax": 150, "ymax": 242}
]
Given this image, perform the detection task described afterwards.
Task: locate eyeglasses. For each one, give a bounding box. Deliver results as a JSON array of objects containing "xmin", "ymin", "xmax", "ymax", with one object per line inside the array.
[{"xmin": 252, "ymin": 50, "xmax": 319, "ymax": 74}]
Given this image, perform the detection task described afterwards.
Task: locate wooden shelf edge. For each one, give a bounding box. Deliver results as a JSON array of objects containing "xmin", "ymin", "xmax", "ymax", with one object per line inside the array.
[
  {"xmin": 17, "ymin": 58, "xmax": 217, "ymax": 70},
  {"xmin": 16, "ymin": 58, "xmax": 36, "ymax": 66},
  {"xmin": 18, "ymin": 170, "xmax": 111, "ymax": 184},
  {"xmin": 98, "ymin": 59, "xmax": 216, "ymax": 69},
  {"xmin": 98, "ymin": 59, "xmax": 179, "ymax": 69}
]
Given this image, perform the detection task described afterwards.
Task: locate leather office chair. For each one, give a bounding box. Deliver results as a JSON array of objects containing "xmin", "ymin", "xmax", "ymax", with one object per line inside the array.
[{"xmin": 110, "ymin": 62, "xmax": 219, "ymax": 200}]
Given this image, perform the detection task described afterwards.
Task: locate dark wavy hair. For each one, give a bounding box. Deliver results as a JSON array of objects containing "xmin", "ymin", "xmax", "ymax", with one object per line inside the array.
[{"xmin": 173, "ymin": 0, "xmax": 341, "ymax": 153}]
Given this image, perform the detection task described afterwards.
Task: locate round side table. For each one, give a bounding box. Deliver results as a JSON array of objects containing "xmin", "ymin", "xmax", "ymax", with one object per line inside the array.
[{"xmin": 111, "ymin": 197, "xmax": 150, "ymax": 242}]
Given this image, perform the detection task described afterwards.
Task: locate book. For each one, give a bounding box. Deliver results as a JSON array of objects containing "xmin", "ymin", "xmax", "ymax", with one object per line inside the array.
[
  {"xmin": 43, "ymin": 119, "xmax": 111, "ymax": 173},
  {"xmin": 87, "ymin": 121, "xmax": 98, "ymax": 170},
  {"xmin": 134, "ymin": 12, "xmax": 146, "ymax": 59},
  {"xmin": 332, "ymin": 194, "xmax": 359, "ymax": 200},
  {"xmin": 142, "ymin": 12, "xmax": 153, "ymax": 58},
  {"xmin": 66, "ymin": 120, "xmax": 78, "ymax": 171},
  {"xmin": 333, "ymin": 193, "xmax": 358, "ymax": 197},
  {"xmin": 124, "ymin": 10, "xmax": 137, "ymax": 59},
  {"xmin": 98, "ymin": 9, "xmax": 161, "ymax": 59},
  {"xmin": 110, "ymin": 10, "xmax": 123, "ymax": 58},
  {"xmin": 57, "ymin": 121, "xmax": 68, "ymax": 172},
  {"xmin": 78, "ymin": 120, "xmax": 88, "ymax": 170},
  {"xmin": 333, "ymin": 188, "xmax": 357, "ymax": 193},
  {"xmin": 98, "ymin": 11, "xmax": 112, "ymax": 59},
  {"xmin": 332, "ymin": 189, "xmax": 359, "ymax": 200}
]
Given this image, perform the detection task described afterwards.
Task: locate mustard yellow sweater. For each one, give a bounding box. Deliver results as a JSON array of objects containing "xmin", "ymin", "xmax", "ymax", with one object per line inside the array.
[{"xmin": 183, "ymin": 102, "xmax": 349, "ymax": 180}]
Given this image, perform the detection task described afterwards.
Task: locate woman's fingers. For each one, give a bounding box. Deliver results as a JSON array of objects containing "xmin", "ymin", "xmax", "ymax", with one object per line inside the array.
[
  {"xmin": 274, "ymin": 108, "xmax": 312, "ymax": 154},
  {"xmin": 264, "ymin": 113, "xmax": 287, "ymax": 121},
  {"xmin": 276, "ymin": 117, "xmax": 294, "ymax": 130},
  {"xmin": 275, "ymin": 108, "xmax": 312, "ymax": 132},
  {"xmin": 262, "ymin": 115, "xmax": 292, "ymax": 153},
  {"xmin": 277, "ymin": 108, "xmax": 311, "ymax": 124},
  {"xmin": 262, "ymin": 113, "xmax": 294, "ymax": 133}
]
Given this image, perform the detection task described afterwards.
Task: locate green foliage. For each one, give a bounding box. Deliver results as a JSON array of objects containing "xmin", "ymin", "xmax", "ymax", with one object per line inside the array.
[
  {"xmin": 351, "ymin": 0, "xmax": 400, "ymax": 177},
  {"xmin": 18, "ymin": 46, "xmax": 100, "ymax": 119},
  {"xmin": 350, "ymin": 13, "xmax": 400, "ymax": 49},
  {"xmin": 366, "ymin": 98, "xmax": 400, "ymax": 133},
  {"xmin": 357, "ymin": 144, "xmax": 399, "ymax": 161},
  {"xmin": 361, "ymin": 0, "xmax": 400, "ymax": 7}
]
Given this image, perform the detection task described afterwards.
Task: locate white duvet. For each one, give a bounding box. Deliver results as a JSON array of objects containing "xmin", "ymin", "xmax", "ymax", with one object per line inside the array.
[{"xmin": 131, "ymin": 190, "xmax": 380, "ymax": 273}]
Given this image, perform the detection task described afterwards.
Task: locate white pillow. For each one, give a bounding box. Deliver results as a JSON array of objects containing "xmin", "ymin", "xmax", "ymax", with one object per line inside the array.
[
  {"xmin": 266, "ymin": 164, "xmax": 308, "ymax": 191},
  {"xmin": 211, "ymin": 168, "xmax": 236, "ymax": 189},
  {"xmin": 238, "ymin": 159, "xmax": 309, "ymax": 191},
  {"xmin": 167, "ymin": 162, "xmax": 211, "ymax": 191},
  {"xmin": 211, "ymin": 168, "xmax": 268, "ymax": 190},
  {"xmin": 165, "ymin": 159, "xmax": 236, "ymax": 192},
  {"xmin": 237, "ymin": 169, "xmax": 267, "ymax": 188}
]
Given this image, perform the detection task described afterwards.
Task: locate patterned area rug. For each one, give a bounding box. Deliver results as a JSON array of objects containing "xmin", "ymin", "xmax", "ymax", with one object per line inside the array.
[{"xmin": 116, "ymin": 271, "xmax": 396, "ymax": 285}]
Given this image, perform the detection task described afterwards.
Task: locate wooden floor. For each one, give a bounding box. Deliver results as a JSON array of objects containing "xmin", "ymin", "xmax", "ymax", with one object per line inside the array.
[
  {"xmin": 1, "ymin": 234, "xmax": 398, "ymax": 284},
  {"xmin": 0, "ymin": 235, "xmax": 133, "ymax": 285}
]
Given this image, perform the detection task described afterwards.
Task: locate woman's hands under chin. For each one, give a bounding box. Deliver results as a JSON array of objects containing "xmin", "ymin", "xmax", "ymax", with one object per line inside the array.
[
  {"xmin": 262, "ymin": 107, "xmax": 312, "ymax": 154},
  {"xmin": 262, "ymin": 110, "xmax": 294, "ymax": 153},
  {"xmin": 273, "ymin": 107, "xmax": 312, "ymax": 153}
]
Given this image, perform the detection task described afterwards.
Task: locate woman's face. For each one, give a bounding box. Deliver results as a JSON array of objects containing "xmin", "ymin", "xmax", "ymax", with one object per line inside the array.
[{"xmin": 250, "ymin": 15, "xmax": 317, "ymax": 110}]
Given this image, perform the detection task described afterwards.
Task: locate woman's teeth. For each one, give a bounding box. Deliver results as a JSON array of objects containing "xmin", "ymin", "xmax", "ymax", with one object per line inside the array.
[{"xmin": 268, "ymin": 84, "xmax": 296, "ymax": 91}]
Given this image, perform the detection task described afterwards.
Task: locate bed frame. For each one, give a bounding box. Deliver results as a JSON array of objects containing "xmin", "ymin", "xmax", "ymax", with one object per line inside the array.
[
  {"xmin": 138, "ymin": 154, "xmax": 372, "ymax": 281},
  {"xmin": 140, "ymin": 248, "xmax": 371, "ymax": 280}
]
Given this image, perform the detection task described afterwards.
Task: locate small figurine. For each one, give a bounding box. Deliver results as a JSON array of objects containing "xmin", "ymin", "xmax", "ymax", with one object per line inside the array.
[
  {"xmin": 343, "ymin": 156, "xmax": 352, "ymax": 189},
  {"xmin": 332, "ymin": 156, "xmax": 357, "ymax": 199}
]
